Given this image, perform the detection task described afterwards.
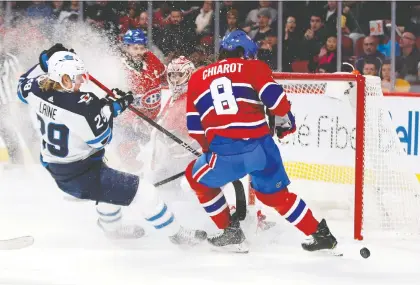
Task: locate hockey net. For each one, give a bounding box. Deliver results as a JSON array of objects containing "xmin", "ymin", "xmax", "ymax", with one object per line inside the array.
[{"xmin": 251, "ymin": 72, "xmax": 420, "ymax": 240}]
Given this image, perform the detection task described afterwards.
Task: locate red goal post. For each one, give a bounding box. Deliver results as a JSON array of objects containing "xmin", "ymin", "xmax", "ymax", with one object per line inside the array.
[{"xmin": 252, "ymin": 72, "xmax": 420, "ymax": 241}]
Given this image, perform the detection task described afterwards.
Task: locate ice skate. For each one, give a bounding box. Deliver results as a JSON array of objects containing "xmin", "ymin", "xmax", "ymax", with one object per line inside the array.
[
  {"xmin": 301, "ymin": 219, "xmax": 337, "ymax": 252},
  {"xmin": 169, "ymin": 226, "xmax": 207, "ymax": 246},
  {"xmin": 207, "ymin": 220, "xmax": 249, "ymax": 253},
  {"xmin": 97, "ymin": 219, "xmax": 145, "ymax": 240}
]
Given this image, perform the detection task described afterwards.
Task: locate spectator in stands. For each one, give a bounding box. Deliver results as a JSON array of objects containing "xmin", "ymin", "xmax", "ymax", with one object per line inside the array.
[
  {"xmin": 50, "ymin": 1, "xmax": 65, "ymax": 21},
  {"xmin": 323, "ymin": 1, "xmax": 355, "ymax": 36},
  {"xmin": 283, "ymin": 16, "xmax": 299, "ymax": 72},
  {"xmin": 244, "ymin": 1, "xmax": 277, "ymax": 33},
  {"xmin": 258, "ymin": 31, "xmax": 277, "ymax": 70},
  {"xmin": 410, "ymin": 62, "xmax": 420, "ymax": 92},
  {"xmin": 249, "ymin": 8, "xmax": 273, "ymax": 44},
  {"xmin": 397, "ymin": 31, "xmax": 420, "ymax": 82},
  {"xmin": 157, "ymin": 8, "xmax": 195, "ymax": 61},
  {"xmin": 220, "ymin": 1, "xmax": 234, "ymax": 33},
  {"xmin": 362, "ymin": 61, "xmax": 378, "ymax": 76},
  {"xmin": 407, "ymin": 4, "xmax": 420, "ymax": 36},
  {"xmin": 85, "ymin": 1, "xmax": 119, "ymax": 37},
  {"xmin": 138, "ymin": 11, "xmax": 149, "ymax": 33},
  {"xmin": 324, "ymin": 1, "xmax": 338, "ymax": 34},
  {"xmin": 381, "ymin": 60, "xmax": 411, "ymax": 92},
  {"xmin": 377, "ymin": 33, "xmax": 401, "ymax": 58},
  {"xmin": 57, "ymin": 0, "xmax": 79, "ymax": 24},
  {"xmin": 137, "ymin": 10, "xmax": 164, "ymax": 62},
  {"xmin": 354, "ymin": 36, "xmax": 384, "ymax": 74},
  {"xmin": 153, "ymin": 2, "xmax": 171, "ymax": 28},
  {"xmin": 194, "ymin": 1, "xmax": 214, "ymax": 44},
  {"xmin": 118, "ymin": 4, "xmax": 140, "ymax": 36},
  {"xmin": 223, "ymin": 9, "xmax": 239, "ymax": 36},
  {"xmin": 27, "ymin": 1, "xmax": 52, "ymax": 20},
  {"xmin": 301, "ymin": 11, "xmax": 327, "ymax": 64},
  {"xmin": 309, "ymin": 34, "xmax": 337, "ymax": 73}
]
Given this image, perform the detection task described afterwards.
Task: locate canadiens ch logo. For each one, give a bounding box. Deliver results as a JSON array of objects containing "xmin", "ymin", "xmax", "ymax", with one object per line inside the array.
[
  {"xmin": 78, "ymin": 93, "xmax": 93, "ymax": 104},
  {"xmin": 141, "ymin": 92, "xmax": 161, "ymax": 109}
]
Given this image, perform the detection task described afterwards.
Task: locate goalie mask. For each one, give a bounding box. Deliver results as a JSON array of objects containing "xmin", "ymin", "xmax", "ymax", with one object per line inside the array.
[{"xmin": 167, "ymin": 56, "xmax": 195, "ymax": 100}]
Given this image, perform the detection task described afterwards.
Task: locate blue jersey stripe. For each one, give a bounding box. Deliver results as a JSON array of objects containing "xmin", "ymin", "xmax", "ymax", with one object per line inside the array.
[
  {"xmin": 17, "ymin": 89, "xmax": 28, "ymax": 104},
  {"xmin": 233, "ymin": 86, "xmax": 259, "ymax": 101},
  {"xmin": 187, "ymin": 114, "xmax": 203, "ymax": 131},
  {"xmin": 146, "ymin": 204, "xmax": 168, "ymax": 222},
  {"xmin": 86, "ymin": 127, "xmax": 111, "ymax": 145},
  {"xmin": 195, "ymin": 92, "xmax": 213, "ymax": 115},
  {"xmin": 286, "ymin": 199, "xmax": 306, "ymax": 224},
  {"xmin": 154, "ymin": 214, "xmax": 175, "ymax": 229},
  {"xmin": 260, "ymin": 84, "xmax": 284, "ymax": 109},
  {"xmin": 195, "ymin": 86, "xmax": 261, "ymax": 117},
  {"xmin": 203, "ymin": 195, "xmax": 227, "ymax": 214}
]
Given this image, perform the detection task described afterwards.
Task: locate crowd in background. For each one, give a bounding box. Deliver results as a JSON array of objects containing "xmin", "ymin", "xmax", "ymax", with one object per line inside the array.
[{"xmin": 1, "ymin": 1, "xmax": 420, "ymax": 93}]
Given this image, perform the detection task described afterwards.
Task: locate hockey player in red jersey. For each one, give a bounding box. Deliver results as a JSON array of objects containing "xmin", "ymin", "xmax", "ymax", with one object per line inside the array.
[
  {"xmin": 118, "ymin": 29, "xmax": 166, "ymax": 171},
  {"xmin": 155, "ymin": 56, "xmax": 274, "ymax": 229},
  {"xmin": 184, "ymin": 30, "xmax": 338, "ymax": 253}
]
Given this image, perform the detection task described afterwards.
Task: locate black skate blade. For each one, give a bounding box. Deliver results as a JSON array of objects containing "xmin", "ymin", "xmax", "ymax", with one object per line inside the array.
[
  {"xmin": 210, "ymin": 241, "xmax": 249, "ymax": 254},
  {"xmin": 0, "ymin": 236, "xmax": 34, "ymax": 250}
]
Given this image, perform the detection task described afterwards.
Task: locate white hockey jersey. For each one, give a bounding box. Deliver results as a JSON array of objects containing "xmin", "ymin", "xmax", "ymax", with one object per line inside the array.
[{"xmin": 17, "ymin": 65, "xmax": 114, "ymax": 164}]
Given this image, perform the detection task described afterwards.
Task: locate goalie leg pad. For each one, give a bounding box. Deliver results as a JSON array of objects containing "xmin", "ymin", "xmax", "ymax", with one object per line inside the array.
[
  {"xmin": 255, "ymin": 188, "xmax": 319, "ymax": 236},
  {"xmin": 185, "ymin": 160, "xmax": 230, "ymax": 229}
]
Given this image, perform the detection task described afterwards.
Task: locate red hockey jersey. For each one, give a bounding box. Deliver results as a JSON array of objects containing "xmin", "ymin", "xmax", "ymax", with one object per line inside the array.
[
  {"xmin": 186, "ymin": 58, "xmax": 291, "ymax": 151},
  {"xmin": 124, "ymin": 51, "xmax": 166, "ymax": 120}
]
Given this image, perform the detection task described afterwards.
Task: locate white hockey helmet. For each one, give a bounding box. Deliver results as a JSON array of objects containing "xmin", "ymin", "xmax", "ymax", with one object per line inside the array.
[
  {"xmin": 167, "ymin": 56, "xmax": 195, "ymax": 99},
  {"xmin": 47, "ymin": 51, "xmax": 88, "ymax": 92}
]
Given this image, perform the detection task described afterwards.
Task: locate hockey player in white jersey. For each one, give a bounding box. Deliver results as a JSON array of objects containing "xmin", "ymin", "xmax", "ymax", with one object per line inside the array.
[{"xmin": 17, "ymin": 44, "xmax": 207, "ymax": 245}]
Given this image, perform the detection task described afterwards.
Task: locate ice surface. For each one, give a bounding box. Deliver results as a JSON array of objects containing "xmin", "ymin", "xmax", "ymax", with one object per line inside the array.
[
  {"xmin": 1, "ymin": 22, "xmax": 419, "ymax": 285},
  {"xmin": 1, "ymin": 166, "xmax": 420, "ymax": 285}
]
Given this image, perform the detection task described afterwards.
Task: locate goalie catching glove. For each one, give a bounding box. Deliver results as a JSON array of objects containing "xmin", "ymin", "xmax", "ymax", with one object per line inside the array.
[{"xmin": 275, "ymin": 111, "xmax": 296, "ymax": 139}]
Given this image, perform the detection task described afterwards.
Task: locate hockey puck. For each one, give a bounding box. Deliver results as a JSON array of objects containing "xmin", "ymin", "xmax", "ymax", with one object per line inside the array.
[{"xmin": 360, "ymin": 247, "xmax": 370, "ymax": 259}]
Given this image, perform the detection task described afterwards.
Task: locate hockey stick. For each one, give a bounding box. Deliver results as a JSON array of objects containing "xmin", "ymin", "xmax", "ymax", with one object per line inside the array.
[
  {"xmin": 89, "ymin": 75, "xmax": 247, "ymax": 220},
  {"xmin": 0, "ymin": 236, "xmax": 34, "ymax": 250}
]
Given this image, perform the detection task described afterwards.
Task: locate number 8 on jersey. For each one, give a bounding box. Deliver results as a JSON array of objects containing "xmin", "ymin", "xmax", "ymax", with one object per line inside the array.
[{"xmin": 210, "ymin": 77, "xmax": 238, "ymax": 115}]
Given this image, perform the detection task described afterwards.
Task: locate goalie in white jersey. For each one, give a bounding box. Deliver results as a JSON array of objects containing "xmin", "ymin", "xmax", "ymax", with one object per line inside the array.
[{"xmin": 17, "ymin": 44, "xmax": 206, "ymax": 244}]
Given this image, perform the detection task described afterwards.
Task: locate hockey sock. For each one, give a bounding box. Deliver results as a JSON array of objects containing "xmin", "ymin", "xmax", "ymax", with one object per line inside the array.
[
  {"xmin": 255, "ymin": 189, "xmax": 319, "ymax": 236},
  {"xmin": 96, "ymin": 203, "xmax": 123, "ymax": 231},
  {"xmin": 132, "ymin": 180, "xmax": 180, "ymax": 236},
  {"xmin": 185, "ymin": 160, "xmax": 230, "ymax": 229}
]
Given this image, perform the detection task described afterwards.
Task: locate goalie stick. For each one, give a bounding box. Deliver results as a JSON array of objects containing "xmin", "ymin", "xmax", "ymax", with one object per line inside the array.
[
  {"xmin": 89, "ymin": 75, "xmax": 247, "ymax": 221},
  {"xmin": 0, "ymin": 236, "xmax": 34, "ymax": 250}
]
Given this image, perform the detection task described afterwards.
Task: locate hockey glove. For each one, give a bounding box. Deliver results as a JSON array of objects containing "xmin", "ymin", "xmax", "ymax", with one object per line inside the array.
[
  {"xmin": 39, "ymin": 43, "xmax": 76, "ymax": 72},
  {"xmin": 109, "ymin": 88, "xmax": 134, "ymax": 118},
  {"xmin": 275, "ymin": 111, "xmax": 296, "ymax": 139}
]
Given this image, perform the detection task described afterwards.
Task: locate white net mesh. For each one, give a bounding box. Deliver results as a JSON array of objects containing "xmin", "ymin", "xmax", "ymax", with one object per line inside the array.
[{"xmin": 273, "ymin": 73, "xmax": 420, "ymax": 239}]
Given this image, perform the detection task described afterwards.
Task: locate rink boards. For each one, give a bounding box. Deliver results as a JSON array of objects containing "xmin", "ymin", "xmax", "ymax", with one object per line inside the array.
[{"xmin": 1, "ymin": 86, "xmax": 420, "ymax": 183}]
